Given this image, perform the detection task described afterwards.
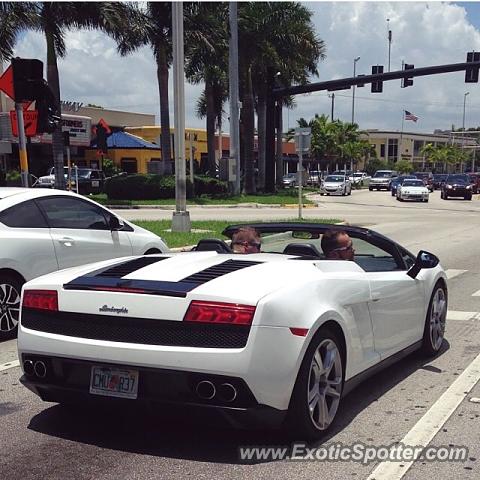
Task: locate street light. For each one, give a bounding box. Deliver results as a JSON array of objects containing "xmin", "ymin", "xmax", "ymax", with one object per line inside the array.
[
  {"xmin": 351, "ymin": 56, "xmax": 360, "ymax": 124},
  {"xmin": 387, "ymin": 19, "xmax": 392, "ymax": 72},
  {"xmin": 463, "ymin": 91, "xmax": 470, "ymax": 131}
]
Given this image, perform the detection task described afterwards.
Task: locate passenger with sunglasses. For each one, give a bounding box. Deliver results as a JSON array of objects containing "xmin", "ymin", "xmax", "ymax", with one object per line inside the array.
[
  {"xmin": 321, "ymin": 230, "xmax": 355, "ymax": 261},
  {"xmin": 231, "ymin": 227, "xmax": 262, "ymax": 254}
]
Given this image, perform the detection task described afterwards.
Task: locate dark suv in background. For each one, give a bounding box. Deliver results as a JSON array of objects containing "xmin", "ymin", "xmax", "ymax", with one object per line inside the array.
[{"xmin": 440, "ymin": 174, "xmax": 473, "ymax": 200}]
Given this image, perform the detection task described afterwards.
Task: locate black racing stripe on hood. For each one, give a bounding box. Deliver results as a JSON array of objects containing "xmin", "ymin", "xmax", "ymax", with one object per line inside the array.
[
  {"xmin": 95, "ymin": 256, "xmax": 169, "ymax": 278},
  {"xmin": 181, "ymin": 259, "xmax": 262, "ymax": 285}
]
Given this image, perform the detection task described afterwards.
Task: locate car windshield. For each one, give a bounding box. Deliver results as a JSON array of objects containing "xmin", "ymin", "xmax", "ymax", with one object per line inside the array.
[
  {"xmin": 284, "ymin": 174, "xmax": 296, "ymax": 179},
  {"xmin": 447, "ymin": 175, "xmax": 468, "ymax": 184},
  {"xmin": 402, "ymin": 180, "xmax": 424, "ymax": 187},
  {"xmin": 76, "ymin": 169, "xmax": 93, "ymax": 178},
  {"xmin": 325, "ymin": 175, "xmax": 344, "ymax": 182},
  {"xmin": 373, "ymin": 171, "xmax": 391, "ymax": 178},
  {"xmin": 434, "ymin": 174, "xmax": 448, "ymax": 180},
  {"xmin": 353, "ymin": 173, "xmax": 364, "ymax": 178}
]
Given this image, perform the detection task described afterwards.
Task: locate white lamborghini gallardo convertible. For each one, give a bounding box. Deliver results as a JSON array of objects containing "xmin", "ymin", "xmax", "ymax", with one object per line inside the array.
[{"xmin": 17, "ymin": 223, "xmax": 447, "ymax": 439}]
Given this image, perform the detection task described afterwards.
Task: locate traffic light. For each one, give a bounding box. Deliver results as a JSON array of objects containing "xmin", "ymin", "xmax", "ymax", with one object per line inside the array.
[
  {"xmin": 11, "ymin": 58, "xmax": 43, "ymax": 102},
  {"xmin": 357, "ymin": 74, "xmax": 366, "ymax": 88},
  {"xmin": 465, "ymin": 51, "xmax": 480, "ymax": 83},
  {"xmin": 402, "ymin": 64, "xmax": 414, "ymax": 88},
  {"xmin": 95, "ymin": 123, "xmax": 108, "ymax": 153},
  {"xmin": 36, "ymin": 80, "xmax": 61, "ymax": 134},
  {"xmin": 371, "ymin": 65, "xmax": 384, "ymax": 93}
]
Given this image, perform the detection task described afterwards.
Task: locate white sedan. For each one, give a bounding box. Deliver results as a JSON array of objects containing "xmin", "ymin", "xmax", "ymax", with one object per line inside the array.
[
  {"xmin": 396, "ymin": 179, "xmax": 430, "ymax": 202},
  {"xmin": 17, "ymin": 223, "xmax": 447, "ymax": 439},
  {"xmin": 0, "ymin": 187, "xmax": 168, "ymax": 340},
  {"xmin": 320, "ymin": 175, "xmax": 352, "ymax": 196}
]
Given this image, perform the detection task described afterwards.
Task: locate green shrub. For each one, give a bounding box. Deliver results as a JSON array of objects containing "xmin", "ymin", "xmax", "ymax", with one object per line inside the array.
[
  {"xmin": 6, "ymin": 169, "xmax": 21, "ymax": 182},
  {"xmin": 104, "ymin": 174, "xmax": 227, "ymax": 200}
]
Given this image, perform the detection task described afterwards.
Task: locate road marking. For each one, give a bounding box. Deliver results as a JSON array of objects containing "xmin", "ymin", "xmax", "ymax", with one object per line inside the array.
[
  {"xmin": 472, "ymin": 289, "xmax": 480, "ymax": 297},
  {"xmin": 0, "ymin": 359, "xmax": 20, "ymax": 372},
  {"xmin": 367, "ymin": 350, "xmax": 480, "ymax": 480},
  {"xmin": 446, "ymin": 310, "xmax": 480, "ymax": 321},
  {"xmin": 445, "ymin": 269, "xmax": 468, "ymax": 280}
]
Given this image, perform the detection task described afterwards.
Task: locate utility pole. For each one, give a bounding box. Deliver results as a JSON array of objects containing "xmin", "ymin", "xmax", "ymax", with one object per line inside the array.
[
  {"xmin": 15, "ymin": 103, "xmax": 29, "ymax": 187},
  {"xmin": 351, "ymin": 56, "xmax": 360, "ymax": 124},
  {"xmin": 328, "ymin": 93, "xmax": 335, "ymax": 121},
  {"xmin": 387, "ymin": 19, "xmax": 392, "ymax": 72},
  {"xmin": 171, "ymin": 1, "xmax": 190, "ymax": 232},
  {"xmin": 229, "ymin": 2, "xmax": 241, "ymax": 195}
]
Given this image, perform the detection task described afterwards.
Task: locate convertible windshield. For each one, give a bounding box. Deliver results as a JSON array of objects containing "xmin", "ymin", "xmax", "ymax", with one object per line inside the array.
[
  {"xmin": 324, "ymin": 176, "xmax": 344, "ymax": 182},
  {"xmin": 402, "ymin": 180, "xmax": 424, "ymax": 187}
]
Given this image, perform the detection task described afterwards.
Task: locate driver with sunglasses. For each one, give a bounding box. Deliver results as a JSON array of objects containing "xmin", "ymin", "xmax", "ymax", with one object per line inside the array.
[
  {"xmin": 231, "ymin": 227, "xmax": 262, "ymax": 254},
  {"xmin": 321, "ymin": 230, "xmax": 355, "ymax": 261}
]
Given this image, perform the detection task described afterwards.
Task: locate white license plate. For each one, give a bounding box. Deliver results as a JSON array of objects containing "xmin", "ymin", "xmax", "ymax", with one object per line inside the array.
[
  {"xmin": 92, "ymin": 180, "xmax": 100, "ymax": 187},
  {"xmin": 89, "ymin": 365, "xmax": 139, "ymax": 399}
]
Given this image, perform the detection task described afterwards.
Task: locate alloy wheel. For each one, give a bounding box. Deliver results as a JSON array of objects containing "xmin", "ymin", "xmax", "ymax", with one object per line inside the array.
[
  {"xmin": 430, "ymin": 287, "xmax": 447, "ymax": 351},
  {"xmin": 307, "ymin": 338, "xmax": 343, "ymax": 430},
  {"xmin": 0, "ymin": 282, "xmax": 20, "ymax": 333}
]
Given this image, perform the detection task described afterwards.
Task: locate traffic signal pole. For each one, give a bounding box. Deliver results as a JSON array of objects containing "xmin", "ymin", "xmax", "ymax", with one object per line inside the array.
[{"xmin": 15, "ymin": 102, "xmax": 29, "ymax": 187}]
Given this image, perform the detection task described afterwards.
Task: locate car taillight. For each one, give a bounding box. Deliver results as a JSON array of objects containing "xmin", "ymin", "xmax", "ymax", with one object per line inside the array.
[
  {"xmin": 22, "ymin": 290, "xmax": 58, "ymax": 311},
  {"xmin": 184, "ymin": 301, "xmax": 255, "ymax": 325}
]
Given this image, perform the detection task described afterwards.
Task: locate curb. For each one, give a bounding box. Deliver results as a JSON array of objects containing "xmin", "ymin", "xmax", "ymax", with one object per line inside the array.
[{"xmin": 106, "ymin": 203, "xmax": 316, "ymax": 210}]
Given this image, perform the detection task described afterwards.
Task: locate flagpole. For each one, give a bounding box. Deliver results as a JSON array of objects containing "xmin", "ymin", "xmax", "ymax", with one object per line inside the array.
[{"xmin": 399, "ymin": 109, "xmax": 405, "ymax": 163}]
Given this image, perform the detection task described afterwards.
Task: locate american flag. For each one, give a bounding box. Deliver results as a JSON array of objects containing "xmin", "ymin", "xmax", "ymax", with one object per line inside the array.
[{"xmin": 405, "ymin": 110, "xmax": 419, "ymax": 122}]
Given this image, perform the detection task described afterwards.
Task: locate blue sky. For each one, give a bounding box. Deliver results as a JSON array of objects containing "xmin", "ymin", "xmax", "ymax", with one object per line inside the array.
[{"xmin": 6, "ymin": 2, "xmax": 480, "ymax": 134}]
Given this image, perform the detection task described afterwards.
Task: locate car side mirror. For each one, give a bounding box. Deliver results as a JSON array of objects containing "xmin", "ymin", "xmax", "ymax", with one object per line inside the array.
[
  {"xmin": 407, "ymin": 250, "xmax": 439, "ymax": 279},
  {"xmin": 109, "ymin": 216, "xmax": 124, "ymax": 231}
]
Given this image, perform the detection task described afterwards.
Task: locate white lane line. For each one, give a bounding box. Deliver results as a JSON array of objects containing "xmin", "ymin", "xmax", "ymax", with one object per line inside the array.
[
  {"xmin": 0, "ymin": 359, "xmax": 20, "ymax": 372},
  {"xmin": 367, "ymin": 351, "xmax": 480, "ymax": 480},
  {"xmin": 446, "ymin": 310, "xmax": 480, "ymax": 321},
  {"xmin": 445, "ymin": 269, "xmax": 468, "ymax": 280},
  {"xmin": 472, "ymin": 289, "xmax": 480, "ymax": 297}
]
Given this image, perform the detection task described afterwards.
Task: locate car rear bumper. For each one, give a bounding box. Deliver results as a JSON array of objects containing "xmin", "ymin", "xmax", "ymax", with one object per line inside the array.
[
  {"xmin": 18, "ymin": 322, "xmax": 305, "ymax": 411},
  {"xmin": 19, "ymin": 356, "xmax": 287, "ymax": 428}
]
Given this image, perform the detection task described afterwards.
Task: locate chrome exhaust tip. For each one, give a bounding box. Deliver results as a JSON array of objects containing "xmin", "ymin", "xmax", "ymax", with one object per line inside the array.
[
  {"xmin": 218, "ymin": 383, "xmax": 237, "ymax": 402},
  {"xmin": 33, "ymin": 360, "xmax": 47, "ymax": 379},
  {"xmin": 23, "ymin": 360, "xmax": 34, "ymax": 376},
  {"xmin": 196, "ymin": 380, "xmax": 216, "ymax": 400}
]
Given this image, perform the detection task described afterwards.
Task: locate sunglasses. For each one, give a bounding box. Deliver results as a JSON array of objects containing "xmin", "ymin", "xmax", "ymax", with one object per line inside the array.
[
  {"xmin": 233, "ymin": 241, "xmax": 261, "ymax": 249},
  {"xmin": 333, "ymin": 242, "xmax": 354, "ymax": 252}
]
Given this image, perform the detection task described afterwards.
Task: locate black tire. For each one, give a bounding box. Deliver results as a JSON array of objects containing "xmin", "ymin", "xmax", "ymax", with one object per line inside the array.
[
  {"xmin": 320, "ymin": 193, "xmax": 324, "ymax": 196},
  {"xmin": 286, "ymin": 327, "xmax": 344, "ymax": 440},
  {"xmin": 421, "ymin": 282, "xmax": 447, "ymax": 356},
  {"xmin": 440, "ymin": 191, "xmax": 443, "ymax": 199},
  {"xmin": 465, "ymin": 195, "xmax": 472, "ymax": 201},
  {"xmin": 444, "ymin": 192, "xmax": 448, "ymax": 200},
  {"xmin": 0, "ymin": 273, "xmax": 23, "ymax": 340},
  {"xmin": 348, "ymin": 188, "xmax": 351, "ymax": 195},
  {"xmin": 368, "ymin": 187, "xmax": 373, "ymax": 191}
]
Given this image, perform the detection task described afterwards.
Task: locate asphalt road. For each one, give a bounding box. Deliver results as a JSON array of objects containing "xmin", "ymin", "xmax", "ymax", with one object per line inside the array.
[{"xmin": 1, "ymin": 188, "xmax": 480, "ymax": 480}]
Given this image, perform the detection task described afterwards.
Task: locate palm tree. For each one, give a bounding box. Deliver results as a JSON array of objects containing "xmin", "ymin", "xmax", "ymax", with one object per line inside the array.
[
  {"xmin": 184, "ymin": 2, "xmax": 229, "ymax": 176},
  {"xmin": 114, "ymin": 2, "xmax": 173, "ymax": 167},
  {"xmin": 238, "ymin": 2, "xmax": 325, "ymax": 194},
  {"xmin": 0, "ymin": 2, "xmax": 135, "ymax": 189}
]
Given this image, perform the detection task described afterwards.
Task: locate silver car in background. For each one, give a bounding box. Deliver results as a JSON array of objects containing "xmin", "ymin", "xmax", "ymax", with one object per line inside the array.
[{"xmin": 320, "ymin": 174, "xmax": 352, "ymax": 196}]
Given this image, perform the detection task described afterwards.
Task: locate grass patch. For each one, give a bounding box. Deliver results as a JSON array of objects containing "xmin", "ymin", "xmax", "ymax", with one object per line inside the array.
[
  {"xmin": 88, "ymin": 191, "xmax": 313, "ymax": 206},
  {"xmin": 132, "ymin": 218, "xmax": 342, "ymax": 249}
]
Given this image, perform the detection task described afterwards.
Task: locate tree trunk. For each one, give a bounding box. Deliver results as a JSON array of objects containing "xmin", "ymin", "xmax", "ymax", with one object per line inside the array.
[
  {"xmin": 157, "ymin": 46, "xmax": 171, "ymax": 170},
  {"xmin": 275, "ymin": 102, "xmax": 283, "ymax": 187},
  {"xmin": 205, "ymin": 80, "xmax": 216, "ymax": 176},
  {"xmin": 257, "ymin": 91, "xmax": 266, "ymax": 192},
  {"xmin": 242, "ymin": 68, "xmax": 255, "ymax": 194},
  {"xmin": 46, "ymin": 30, "xmax": 65, "ymax": 190}
]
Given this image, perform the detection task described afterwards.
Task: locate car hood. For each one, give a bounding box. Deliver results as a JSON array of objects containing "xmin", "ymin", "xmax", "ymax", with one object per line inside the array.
[
  {"xmin": 400, "ymin": 186, "xmax": 428, "ymax": 193},
  {"xmin": 21, "ymin": 252, "xmax": 365, "ymax": 320}
]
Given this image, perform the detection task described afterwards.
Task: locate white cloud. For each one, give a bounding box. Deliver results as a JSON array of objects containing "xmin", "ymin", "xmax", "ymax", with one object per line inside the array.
[{"xmin": 9, "ymin": 1, "xmax": 480, "ymax": 134}]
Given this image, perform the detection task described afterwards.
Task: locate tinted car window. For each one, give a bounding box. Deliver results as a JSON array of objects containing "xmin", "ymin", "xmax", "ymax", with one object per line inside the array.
[
  {"xmin": 352, "ymin": 238, "xmax": 403, "ymax": 272},
  {"xmin": 0, "ymin": 200, "xmax": 48, "ymax": 228},
  {"xmin": 37, "ymin": 196, "xmax": 110, "ymax": 230}
]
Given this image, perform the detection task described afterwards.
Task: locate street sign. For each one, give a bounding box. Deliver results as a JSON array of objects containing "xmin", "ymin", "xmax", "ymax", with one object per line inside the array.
[
  {"xmin": 294, "ymin": 127, "xmax": 311, "ymax": 152},
  {"xmin": 0, "ymin": 65, "xmax": 14, "ymax": 99},
  {"xmin": 10, "ymin": 110, "xmax": 38, "ymax": 137}
]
